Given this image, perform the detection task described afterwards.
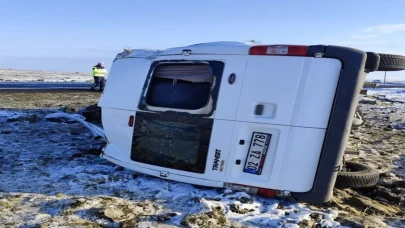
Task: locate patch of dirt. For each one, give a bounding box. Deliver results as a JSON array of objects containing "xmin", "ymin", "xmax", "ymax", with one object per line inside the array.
[
  {"xmin": 0, "ymin": 91, "xmax": 100, "ymax": 110},
  {"xmin": 316, "ymin": 93, "xmax": 405, "ymax": 227},
  {"xmin": 181, "ymin": 207, "xmax": 228, "ymax": 228},
  {"xmin": 229, "ymin": 203, "xmax": 255, "ymax": 214},
  {"xmin": 1, "ymin": 83, "xmax": 405, "ymax": 227}
]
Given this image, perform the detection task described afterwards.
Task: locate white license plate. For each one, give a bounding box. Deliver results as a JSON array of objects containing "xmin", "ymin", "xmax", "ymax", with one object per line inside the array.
[{"xmin": 243, "ymin": 132, "xmax": 272, "ymax": 175}]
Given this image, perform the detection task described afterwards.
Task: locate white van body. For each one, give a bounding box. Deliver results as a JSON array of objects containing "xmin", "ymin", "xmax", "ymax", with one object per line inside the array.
[{"xmin": 98, "ymin": 42, "xmax": 368, "ymax": 203}]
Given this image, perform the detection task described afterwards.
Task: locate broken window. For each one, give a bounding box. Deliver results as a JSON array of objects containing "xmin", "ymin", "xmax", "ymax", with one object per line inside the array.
[
  {"xmin": 131, "ymin": 61, "xmax": 224, "ymax": 173},
  {"xmin": 145, "ymin": 63, "xmax": 213, "ymax": 110},
  {"xmin": 131, "ymin": 111, "xmax": 213, "ymax": 174}
]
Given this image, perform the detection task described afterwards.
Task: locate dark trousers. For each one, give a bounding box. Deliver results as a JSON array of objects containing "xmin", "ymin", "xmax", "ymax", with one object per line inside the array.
[{"xmin": 91, "ymin": 76, "xmax": 106, "ymax": 91}]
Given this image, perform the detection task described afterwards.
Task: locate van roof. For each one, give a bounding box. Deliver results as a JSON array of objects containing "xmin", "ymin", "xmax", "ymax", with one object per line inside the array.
[{"xmin": 117, "ymin": 41, "xmax": 257, "ymax": 59}]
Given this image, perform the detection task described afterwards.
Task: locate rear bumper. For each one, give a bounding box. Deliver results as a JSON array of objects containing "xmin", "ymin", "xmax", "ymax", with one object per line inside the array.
[{"xmin": 101, "ymin": 149, "xmax": 224, "ymax": 188}]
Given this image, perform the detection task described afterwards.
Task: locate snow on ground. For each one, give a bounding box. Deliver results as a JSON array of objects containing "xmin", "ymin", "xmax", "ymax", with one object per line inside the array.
[
  {"xmin": 0, "ymin": 109, "xmax": 347, "ymax": 227},
  {"xmin": 352, "ymin": 88, "xmax": 405, "ymax": 179},
  {"xmin": 368, "ymin": 88, "xmax": 405, "ymax": 131},
  {"xmin": 366, "ymin": 88, "xmax": 405, "ymax": 103},
  {"xmin": 1, "ymin": 88, "xmax": 405, "ymax": 227},
  {"xmin": 0, "ymin": 110, "xmax": 26, "ymax": 119},
  {"xmin": 0, "ymin": 68, "xmax": 92, "ymax": 82}
]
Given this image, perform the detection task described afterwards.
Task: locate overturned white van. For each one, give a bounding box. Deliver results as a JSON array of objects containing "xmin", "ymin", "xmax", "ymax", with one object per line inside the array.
[{"xmin": 98, "ymin": 41, "xmax": 403, "ymax": 203}]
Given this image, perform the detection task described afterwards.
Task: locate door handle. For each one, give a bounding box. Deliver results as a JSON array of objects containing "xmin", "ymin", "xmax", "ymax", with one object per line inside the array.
[{"xmin": 255, "ymin": 104, "xmax": 264, "ymax": 115}]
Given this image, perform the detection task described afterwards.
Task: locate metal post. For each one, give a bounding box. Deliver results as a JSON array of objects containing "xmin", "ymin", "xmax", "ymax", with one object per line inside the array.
[{"xmin": 384, "ymin": 71, "xmax": 387, "ymax": 85}]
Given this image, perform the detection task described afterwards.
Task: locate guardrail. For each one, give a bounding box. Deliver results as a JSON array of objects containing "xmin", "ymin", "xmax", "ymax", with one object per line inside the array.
[
  {"xmin": 0, "ymin": 82, "xmax": 93, "ymax": 90},
  {"xmin": 365, "ymin": 84, "xmax": 405, "ymax": 88},
  {"xmin": 361, "ymin": 82, "xmax": 405, "ymax": 95},
  {"xmin": 363, "ymin": 82, "xmax": 405, "ymax": 88},
  {"xmin": 363, "ymin": 82, "xmax": 377, "ymax": 88}
]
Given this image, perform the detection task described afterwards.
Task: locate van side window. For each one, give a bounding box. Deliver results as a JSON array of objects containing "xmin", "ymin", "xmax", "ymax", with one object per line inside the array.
[{"xmin": 145, "ymin": 63, "xmax": 213, "ymax": 110}]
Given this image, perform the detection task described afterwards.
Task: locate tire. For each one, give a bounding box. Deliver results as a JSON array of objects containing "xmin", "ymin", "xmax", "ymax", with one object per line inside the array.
[
  {"xmin": 377, "ymin": 53, "xmax": 405, "ymax": 71},
  {"xmin": 365, "ymin": 52, "xmax": 380, "ymax": 72},
  {"xmin": 335, "ymin": 161, "xmax": 379, "ymax": 189}
]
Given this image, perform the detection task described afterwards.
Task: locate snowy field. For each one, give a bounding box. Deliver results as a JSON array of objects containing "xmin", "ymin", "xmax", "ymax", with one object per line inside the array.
[
  {"xmin": 355, "ymin": 88, "xmax": 405, "ymax": 179},
  {"xmin": 0, "ymin": 109, "xmax": 345, "ymax": 228},
  {"xmin": 0, "ymin": 87, "xmax": 404, "ymax": 227},
  {"xmin": 367, "ymin": 87, "xmax": 405, "ymax": 104},
  {"xmin": 0, "ymin": 68, "xmax": 92, "ymax": 82}
]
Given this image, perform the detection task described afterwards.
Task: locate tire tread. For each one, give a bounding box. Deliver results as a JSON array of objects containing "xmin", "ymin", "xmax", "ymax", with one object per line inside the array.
[
  {"xmin": 377, "ymin": 53, "xmax": 405, "ymax": 71},
  {"xmin": 335, "ymin": 161, "xmax": 379, "ymax": 189}
]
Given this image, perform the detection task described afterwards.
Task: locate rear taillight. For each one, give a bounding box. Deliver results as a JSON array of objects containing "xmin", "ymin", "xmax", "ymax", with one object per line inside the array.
[
  {"xmin": 249, "ymin": 45, "xmax": 308, "ymax": 56},
  {"xmin": 257, "ymin": 188, "xmax": 276, "ymax": 197},
  {"xmin": 224, "ymin": 183, "xmax": 276, "ymax": 197},
  {"xmin": 128, "ymin": 115, "xmax": 134, "ymax": 127}
]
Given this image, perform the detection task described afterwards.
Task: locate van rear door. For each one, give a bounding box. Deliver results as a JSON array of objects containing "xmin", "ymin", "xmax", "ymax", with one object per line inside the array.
[
  {"xmin": 128, "ymin": 54, "xmax": 247, "ymax": 182},
  {"xmin": 226, "ymin": 56, "xmax": 342, "ymax": 192},
  {"xmin": 99, "ymin": 58, "xmax": 153, "ymax": 111},
  {"xmin": 99, "ymin": 58, "xmax": 152, "ymax": 162}
]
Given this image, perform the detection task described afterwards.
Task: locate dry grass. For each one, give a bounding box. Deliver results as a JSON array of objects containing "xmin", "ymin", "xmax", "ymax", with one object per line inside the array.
[{"xmin": 0, "ymin": 91, "xmax": 100, "ymax": 110}]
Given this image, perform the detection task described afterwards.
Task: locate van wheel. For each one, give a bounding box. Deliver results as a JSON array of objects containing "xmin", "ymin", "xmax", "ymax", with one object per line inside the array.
[
  {"xmin": 335, "ymin": 161, "xmax": 379, "ymax": 189},
  {"xmin": 377, "ymin": 53, "xmax": 405, "ymax": 71},
  {"xmin": 365, "ymin": 52, "xmax": 380, "ymax": 72}
]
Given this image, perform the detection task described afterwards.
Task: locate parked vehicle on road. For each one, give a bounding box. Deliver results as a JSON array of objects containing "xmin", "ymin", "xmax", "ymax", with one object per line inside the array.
[{"xmin": 98, "ymin": 42, "xmax": 405, "ymax": 203}]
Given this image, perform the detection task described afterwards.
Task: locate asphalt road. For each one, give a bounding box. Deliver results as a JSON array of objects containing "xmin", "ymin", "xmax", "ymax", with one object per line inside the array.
[
  {"xmin": 0, "ymin": 82, "xmax": 94, "ymax": 91},
  {"xmin": 2, "ymin": 81, "xmax": 404, "ymax": 93},
  {"xmin": 364, "ymin": 84, "xmax": 405, "ymax": 88}
]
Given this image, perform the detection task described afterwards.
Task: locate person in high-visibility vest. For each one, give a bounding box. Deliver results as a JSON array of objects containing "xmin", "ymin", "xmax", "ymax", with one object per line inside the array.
[{"xmin": 90, "ymin": 62, "xmax": 108, "ymax": 92}]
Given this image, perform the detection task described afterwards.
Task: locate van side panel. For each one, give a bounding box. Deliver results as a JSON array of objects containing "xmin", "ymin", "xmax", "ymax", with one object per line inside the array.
[
  {"xmin": 98, "ymin": 58, "xmax": 152, "ymax": 111},
  {"xmin": 102, "ymin": 108, "xmax": 135, "ymax": 161}
]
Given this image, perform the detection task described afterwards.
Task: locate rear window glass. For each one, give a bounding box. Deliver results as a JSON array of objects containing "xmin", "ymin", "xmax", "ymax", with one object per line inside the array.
[
  {"xmin": 131, "ymin": 112, "xmax": 213, "ymax": 173},
  {"xmin": 145, "ymin": 63, "xmax": 213, "ymax": 110}
]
